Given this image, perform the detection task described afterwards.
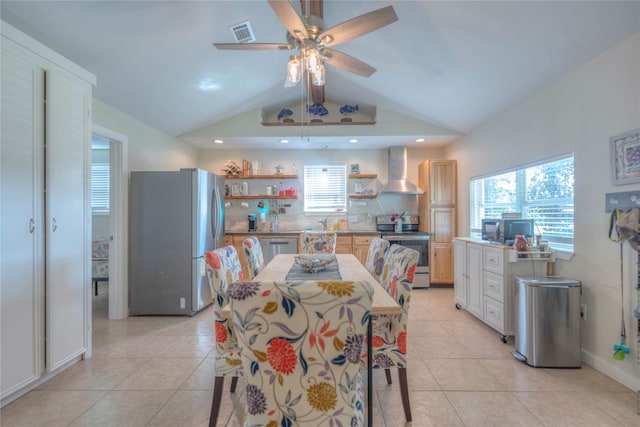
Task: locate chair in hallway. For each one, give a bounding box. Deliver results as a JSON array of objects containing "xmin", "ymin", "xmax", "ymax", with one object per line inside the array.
[
  {"xmin": 366, "ymin": 244, "xmax": 419, "ymax": 422},
  {"xmin": 227, "ymin": 279, "xmax": 373, "ymax": 426},
  {"xmin": 91, "ymin": 239, "xmax": 109, "ymax": 296},
  {"xmin": 204, "ymin": 246, "xmax": 245, "ymax": 427},
  {"xmin": 364, "ymin": 237, "xmax": 390, "ymax": 284},
  {"xmin": 242, "ymin": 236, "xmax": 264, "ymax": 279},
  {"xmin": 298, "ymin": 231, "xmax": 337, "ymax": 254}
]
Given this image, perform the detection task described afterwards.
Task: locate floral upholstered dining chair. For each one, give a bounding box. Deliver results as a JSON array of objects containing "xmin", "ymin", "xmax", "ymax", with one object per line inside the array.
[
  {"xmin": 364, "ymin": 237, "xmax": 390, "ymax": 284},
  {"xmin": 204, "ymin": 246, "xmax": 245, "ymax": 427},
  {"xmin": 228, "ymin": 280, "xmax": 373, "ymax": 426},
  {"xmin": 366, "ymin": 244, "xmax": 419, "ymax": 422},
  {"xmin": 242, "ymin": 236, "xmax": 264, "ymax": 279},
  {"xmin": 298, "ymin": 231, "xmax": 337, "ymax": 254}
]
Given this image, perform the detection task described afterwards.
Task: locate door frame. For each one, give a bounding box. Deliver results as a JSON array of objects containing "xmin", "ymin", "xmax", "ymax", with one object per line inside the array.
[{"xmin": 92, "ymin": 125, "xmax": 128, "ymax": 320}]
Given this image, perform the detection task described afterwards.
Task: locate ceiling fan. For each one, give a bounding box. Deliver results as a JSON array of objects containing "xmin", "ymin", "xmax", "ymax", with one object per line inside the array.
[{"xmin": 213, "ymin": 0, "xmax": 398, "ymax": 105}]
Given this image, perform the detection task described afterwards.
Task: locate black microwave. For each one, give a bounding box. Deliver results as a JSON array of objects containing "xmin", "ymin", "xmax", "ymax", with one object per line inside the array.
[{"xmin": 481, "ymin": 218, "xmax": 535, "ymax": 245}]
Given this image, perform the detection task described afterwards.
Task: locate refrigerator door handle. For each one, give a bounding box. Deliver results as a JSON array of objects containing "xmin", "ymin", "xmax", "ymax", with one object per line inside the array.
[{"xmin": 212, "ymin": 185, "xmax": 222, "ymax": 242}]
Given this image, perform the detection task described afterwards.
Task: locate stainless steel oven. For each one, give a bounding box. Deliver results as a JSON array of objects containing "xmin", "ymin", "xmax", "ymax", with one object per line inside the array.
[{"xmin": 377, "ymin": 215, "xmax": 430, "ymax": 288}]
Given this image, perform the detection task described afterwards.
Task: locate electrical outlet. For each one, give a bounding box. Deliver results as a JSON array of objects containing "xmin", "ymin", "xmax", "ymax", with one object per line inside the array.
[
  {"xmin": 580, "ymin": 304, "xmax": 587, "ymax": 320},
  {"xmin": 180, "ymin": 297, "xmax": 186, "ymax": 309}
]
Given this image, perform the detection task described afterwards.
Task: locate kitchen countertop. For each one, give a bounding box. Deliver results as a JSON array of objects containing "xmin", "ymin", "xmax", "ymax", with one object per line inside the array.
[{"xmin": 226, "ymin": 230, "xmax": 381, "ymax": 236}]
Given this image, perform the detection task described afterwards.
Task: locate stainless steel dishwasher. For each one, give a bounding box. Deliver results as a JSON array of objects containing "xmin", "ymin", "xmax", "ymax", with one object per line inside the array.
[{"xmin": 259, "ymin": 237, "xmax": 297, "ymax": 264}]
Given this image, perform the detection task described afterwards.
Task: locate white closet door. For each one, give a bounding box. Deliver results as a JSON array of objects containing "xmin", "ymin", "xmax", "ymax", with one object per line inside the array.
[
  {"xmin": 45, "ymin": 67, "xmax": 91, "ymax": 371},
  {"xmin": 0, "ymin": 39, "xmax": 45, "ymax": 398}
]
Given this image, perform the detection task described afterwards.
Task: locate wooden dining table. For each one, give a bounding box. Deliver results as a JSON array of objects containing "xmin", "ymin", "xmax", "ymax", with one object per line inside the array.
[{"xmin": 222, "ymin": 253, "xmax": 400, "ymax": 426}]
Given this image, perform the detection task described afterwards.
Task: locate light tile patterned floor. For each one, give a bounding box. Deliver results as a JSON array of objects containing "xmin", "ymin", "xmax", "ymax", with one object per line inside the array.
[{"xmin": 1, "ymin": 284, "xmax": 638, "ymax": 426}]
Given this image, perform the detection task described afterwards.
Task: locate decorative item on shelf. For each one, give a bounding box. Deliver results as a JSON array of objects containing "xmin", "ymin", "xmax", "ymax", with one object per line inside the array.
[
  {"xmin": 251, "ymin": 161, "xmax": 261, "ymax": 175},
  {"xmin": 307, "ymin": 103, "xmax": 328, "ymax": 123},
  {"xmin": 277, "ymin": 108, "xmax": 294, "ymax": 123},
  {"xmin": 275, "ymin": 164, "xmax": 285, "ymax": 175},
  {"xmin": 350, "ymin": 163, "xmax": 360, "ymax": 174},
  {"xmin": 222, "ymin": 160, "xmax": 243, "ymax": 176},
  {"xmin": 339, "ymin": 104, "xmax": 358, "ymax": 123}
]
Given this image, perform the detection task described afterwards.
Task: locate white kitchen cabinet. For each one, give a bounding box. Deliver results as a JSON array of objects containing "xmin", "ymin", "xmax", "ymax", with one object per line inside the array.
[
  {"xmin": 1, "ymin": 22, "xmax": 95, "ymax": 402},
  {"xmin": 453, "ymin": 240, "xmax": 482, "ymax": 317},
  {"xmin": 453, "ymin": 238, "xmax": 553, "ymax": 342}
]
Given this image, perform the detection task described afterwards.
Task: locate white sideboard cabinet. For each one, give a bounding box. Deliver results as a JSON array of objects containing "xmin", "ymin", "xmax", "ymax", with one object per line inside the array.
[
  {"xmin": 453, "ymin": 238, "xmax": 554, "ymax": 342},
  {"xmin": 1, "ymin": 22, "xmax": 95, "ymax": 403}
]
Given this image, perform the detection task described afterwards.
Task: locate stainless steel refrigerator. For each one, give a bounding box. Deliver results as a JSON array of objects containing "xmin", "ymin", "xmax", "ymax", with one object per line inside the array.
[{"xmin": 129, "ymin": 168, "xmax": 224, "ymax": 315}]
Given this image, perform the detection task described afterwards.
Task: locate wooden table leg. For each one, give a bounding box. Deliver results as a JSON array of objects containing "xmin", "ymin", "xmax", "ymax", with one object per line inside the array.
[{"xmin": 368, "ymin": 318, "xmax": 372, "ymax": 426}]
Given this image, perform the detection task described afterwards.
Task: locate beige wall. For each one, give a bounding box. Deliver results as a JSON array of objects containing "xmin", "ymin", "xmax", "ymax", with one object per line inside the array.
[
  {"xmin": 446, "ymin": 33, "xmax": 640, "ymax": 389},
  {"xmin": 93, "ymin": 99, "xmax": 198, "ymax": 172}
]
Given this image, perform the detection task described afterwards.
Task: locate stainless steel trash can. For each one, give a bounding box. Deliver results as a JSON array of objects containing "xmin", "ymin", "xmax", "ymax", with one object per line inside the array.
[{"xmin": 512, "ymin": 276, "xmax": 582, "ymax": 368}]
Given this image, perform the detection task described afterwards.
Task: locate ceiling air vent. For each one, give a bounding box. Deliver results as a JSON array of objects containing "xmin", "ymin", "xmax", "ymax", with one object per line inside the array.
[{"xmin": 229, "ymin": 21, "xmax": 255, "ymax": 44}]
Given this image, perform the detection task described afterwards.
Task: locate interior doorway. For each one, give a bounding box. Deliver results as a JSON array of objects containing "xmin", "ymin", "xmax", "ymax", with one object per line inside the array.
[{"xmin": 91, "ymin": 125, "xmax": 128, "ymax": 321}]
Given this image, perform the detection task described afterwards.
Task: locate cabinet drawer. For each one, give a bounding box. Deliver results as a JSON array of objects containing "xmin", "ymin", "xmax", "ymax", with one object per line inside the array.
[
  {"xmin": 483, "ymin": 246, "xmax": 504, "ymax": 274},
  {"xmin": 483, "ymin": 296, "xmax": 504, "ymax": 331},
  {"xmin": 353, "ymin": 235, "xmax": 376, "ymax": 246},
  {"xmin": 483, "ymin": 271, "xmax": 504, "ymax": 302}
]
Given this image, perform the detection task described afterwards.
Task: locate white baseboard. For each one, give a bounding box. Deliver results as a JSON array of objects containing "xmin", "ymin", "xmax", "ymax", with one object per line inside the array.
[{"xmin": 581, "ymin": 349, "xmax": 640, "ymax": 392}]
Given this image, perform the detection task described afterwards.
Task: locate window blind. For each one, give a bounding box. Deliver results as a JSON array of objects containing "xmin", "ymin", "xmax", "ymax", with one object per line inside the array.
[
  {"xmin": 304, "ymin": 164, "xmax": 347, "ymax": 213},
  {"xmin": 470, "ymin": 155, "xmax": 574, "ymax": 250},
  {"xmin": 91, "ymin": 163, "xmax": 110, "ymax": 213}
]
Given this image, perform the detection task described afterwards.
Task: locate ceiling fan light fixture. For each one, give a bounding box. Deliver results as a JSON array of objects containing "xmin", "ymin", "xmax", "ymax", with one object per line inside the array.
[
  {"xmin": 311, "ymin": 63, "xmax": 325, "ymax": 86},
  {"xmin": 286, "ymin": 55, "xmax": 301, "ymax": 83},
  {"xmin": 304, "ymin": 47, "xmax": 322, "ymax": 73}
]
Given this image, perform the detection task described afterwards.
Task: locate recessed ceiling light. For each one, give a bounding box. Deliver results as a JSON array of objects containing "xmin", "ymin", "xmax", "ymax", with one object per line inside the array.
[
  {"xmin": 416, "ymin": 138, "xmax": 425, "ymax": 142},
  {"xmin": 198, "ymin": 79, "xmax": 219, "ymax": 92},
  {"xmin": 213, "ymin": 139, "xmax": 224, "ymax": 144},
  {"xmin": 280, "ymin": 139, "xmax": 289, "ymax": 144},
  {"xmin": 349, "ymin": 139, "xmax": 358, "ymax": 143}
]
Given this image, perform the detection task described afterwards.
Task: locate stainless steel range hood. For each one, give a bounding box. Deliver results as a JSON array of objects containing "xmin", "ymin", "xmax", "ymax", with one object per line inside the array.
[{"xmin": 379, "ymin": 147, "xmax": 424, "ymax": 195}]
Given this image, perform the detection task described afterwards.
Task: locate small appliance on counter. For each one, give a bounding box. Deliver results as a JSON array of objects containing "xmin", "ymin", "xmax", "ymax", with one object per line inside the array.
[
  {"xmin": 248, "ymin": 214, "xmax": 257, "ymax": 232},
  {"xmin": 481, "ymin": 218, "xmax": 535, "ymax": 246}
]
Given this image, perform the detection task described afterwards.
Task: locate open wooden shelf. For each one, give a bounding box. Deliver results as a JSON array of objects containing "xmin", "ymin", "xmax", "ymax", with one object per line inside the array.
[
  {"xmin": 349, "ymin": 174, "xmax": 377, "ymax": 179},
  {"xmin": 262, "ymin": 121, "xmax": 376, "ymax": 127},
  {"xmin": 225, "ymin": 174, "xmax": 297, "ymax": 179},
  {"xmin": 348, "ymin": 194, "xmax": 377, "ymax": 199}
]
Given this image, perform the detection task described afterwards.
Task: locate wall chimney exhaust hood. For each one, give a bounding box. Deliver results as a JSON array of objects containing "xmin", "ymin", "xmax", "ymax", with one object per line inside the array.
[{"xmin": 379, "ymin": 147, "xmax": 424, "ymax": 195}]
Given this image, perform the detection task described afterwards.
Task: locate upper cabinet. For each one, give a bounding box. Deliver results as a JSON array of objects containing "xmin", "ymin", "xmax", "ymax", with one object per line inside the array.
[{"xmin": 427, "ymin": 160, "xmax": 457, "ymax": 206}]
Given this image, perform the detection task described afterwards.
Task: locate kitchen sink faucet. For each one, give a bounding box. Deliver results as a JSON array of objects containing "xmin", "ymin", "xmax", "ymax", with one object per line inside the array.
[{"xmin": 318, "ymin": 218, "xmax": 328, "ymax": 231}]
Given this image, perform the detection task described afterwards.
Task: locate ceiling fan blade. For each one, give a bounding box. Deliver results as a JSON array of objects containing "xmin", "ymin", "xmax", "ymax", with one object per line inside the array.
[
  {"xmin": 323, "ymin": 49, "xmax": 376, "ymax": 77},
  {"xmin": 318, "ymin": 5, "xmax": 398, "ymax": 48},
  {"xmin": 268, "ymin": 0, "xmax": 308, "ymax": 40},
  {"xmin": 214, "ymin": 43, "xmax": 291, "ymax": 51}
]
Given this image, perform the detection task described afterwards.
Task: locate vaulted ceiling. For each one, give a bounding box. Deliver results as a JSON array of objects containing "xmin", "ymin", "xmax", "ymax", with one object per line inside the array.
[{"xmin": 2, "ymin": 1, "xmax": 639, "ymax": 149}]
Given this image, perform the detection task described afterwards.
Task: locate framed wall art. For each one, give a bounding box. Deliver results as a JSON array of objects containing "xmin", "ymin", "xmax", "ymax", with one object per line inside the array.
[{"xmin": 610, "ymin": 128, "xmax": 640, "ymax": 185}]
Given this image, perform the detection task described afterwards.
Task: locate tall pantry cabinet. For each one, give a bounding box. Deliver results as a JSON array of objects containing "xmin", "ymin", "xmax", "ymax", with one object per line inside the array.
[
  {"xmin": 1, "ymin": 22, "xmax": 96, "ymax": 403},
  {"xmin": 419, "ymin": 160, "xmax": 457, "ymax": 284}
]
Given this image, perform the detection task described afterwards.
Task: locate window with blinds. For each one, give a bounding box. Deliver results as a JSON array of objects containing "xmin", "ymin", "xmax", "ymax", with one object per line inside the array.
[
  {"xmin": 91, "ymin": 163, "xmax": 110, "ymax": 213},
  {"xmin": 470, "ymin": 154, "xmax": 574, "ymax": 251},
  {"xmin": 304, "ymin": 164, "xmax": 347, "ymax": 213}
]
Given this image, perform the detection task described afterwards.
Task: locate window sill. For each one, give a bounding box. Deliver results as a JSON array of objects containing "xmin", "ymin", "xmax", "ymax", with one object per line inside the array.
[{"xmin": 552, "ymin": 249, "xmax": 574, "ymax": 261}]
